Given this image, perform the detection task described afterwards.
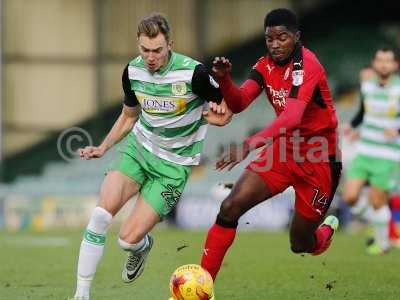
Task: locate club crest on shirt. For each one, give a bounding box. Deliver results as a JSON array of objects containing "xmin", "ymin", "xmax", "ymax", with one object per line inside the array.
[
  {"xmin": 292, "ymin": 70, "xmax": 304, "ymax": 86},
  {"xmin": 171, "ymin": 82, "xmax": 187, "ymax": 96}
]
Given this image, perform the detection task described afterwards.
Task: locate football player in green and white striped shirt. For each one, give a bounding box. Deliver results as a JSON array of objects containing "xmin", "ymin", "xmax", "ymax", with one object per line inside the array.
[
  {"xmin": 343, "ymin": 47, "xmax": 400, "ymax": 255},
  {"xmin": 72, "ymin": 13, "xmax": 230, "ymax": 300}
]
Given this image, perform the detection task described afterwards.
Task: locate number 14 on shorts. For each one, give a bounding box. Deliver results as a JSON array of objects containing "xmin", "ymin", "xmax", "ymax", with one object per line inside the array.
[{"xmin": 311, "ymin": 188, "xmax": 329, "ymax": 216}]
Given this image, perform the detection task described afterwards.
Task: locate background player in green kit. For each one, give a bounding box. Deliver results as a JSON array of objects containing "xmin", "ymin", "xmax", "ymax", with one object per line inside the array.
[
  {"xmin": 343, "ymin": 47, "xmax": 400, "ymax": 255},
  {"xmin": 72, "ymin": 13, "xmax": 231, "ymax": 300}
]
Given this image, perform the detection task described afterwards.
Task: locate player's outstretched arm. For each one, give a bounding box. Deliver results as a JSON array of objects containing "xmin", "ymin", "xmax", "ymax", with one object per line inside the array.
[
  {"xmin": 78, "ymin": 105, "xmax": 140, "ymax": 160},
  {"xmin": 203, "ymin": 100, "xmax": 233, "ymax": 127}
]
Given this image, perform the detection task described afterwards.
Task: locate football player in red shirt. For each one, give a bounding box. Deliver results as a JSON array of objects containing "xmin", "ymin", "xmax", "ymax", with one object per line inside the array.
[{"xmin": 201, "ymin": 8, "xmax": 342, "ymax": 281}]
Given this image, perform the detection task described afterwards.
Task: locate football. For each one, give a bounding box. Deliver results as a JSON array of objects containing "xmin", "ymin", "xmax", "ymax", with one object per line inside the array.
[{"xmin": 169, "ymin": 264, "xmax": 214, "ymax": 300}]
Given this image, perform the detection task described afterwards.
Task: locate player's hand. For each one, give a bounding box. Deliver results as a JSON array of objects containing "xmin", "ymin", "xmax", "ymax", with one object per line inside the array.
[
  {"xmin": 384, "ymin": 128, "xmax": 398, "ymax": 140},
  {"xmin": 342, "ymin": 123, "xmax": 359, "ymax": 142},
  {"xmin": 203, "ymin": 100, "xmax": 233, "ymax": 126},
  {"xmin": 342, "ymin": 123, "xmax": 352, "ymax": 136},
  {"xmin": 212, "ymin": 57, "xmax": 232, "ymax": 78},
  {"xmin": 78, "ymin": 145, "xmax": 106, "ymax": 160},
  {"xmin": 216, "ymin": 142, "xmax": 250, "ymax": 171}
]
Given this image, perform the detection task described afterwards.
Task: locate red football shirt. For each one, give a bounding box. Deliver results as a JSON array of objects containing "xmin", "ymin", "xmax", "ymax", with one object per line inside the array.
[{"xmin": 238, "ymin": 46, "xmax": 339, "ymax": 157}]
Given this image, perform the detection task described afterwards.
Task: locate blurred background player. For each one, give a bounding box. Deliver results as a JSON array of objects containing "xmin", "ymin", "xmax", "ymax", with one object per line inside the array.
[
  {"xmin": 200, "ymin": 8, "xmax": 342, "ymax": 281},
  {"xmin": 343, "ymin": 47, "xmax": 400, "ymax": 255},
  {"xmin": 72, "ymin": 13, "xmax": 231, "ymax": 300}
]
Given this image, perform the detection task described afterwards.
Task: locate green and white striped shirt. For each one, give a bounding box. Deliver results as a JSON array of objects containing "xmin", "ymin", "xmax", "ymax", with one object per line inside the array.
[
  {"xmin": 356, "ymin": 74, "xmax": 400, "ymax": 161},
  {"xmin": 122, "ymin": 52, "xmax": 222, "ymax": 165}
]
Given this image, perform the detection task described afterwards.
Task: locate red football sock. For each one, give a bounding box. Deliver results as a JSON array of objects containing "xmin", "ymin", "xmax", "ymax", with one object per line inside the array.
[
  {"xmin": 201, "ymin": 224, "xmax": 237, "ymax": 281},
  {"xmin": 311, "ymin": 225, "xmax": 333, "ymax": 255}
]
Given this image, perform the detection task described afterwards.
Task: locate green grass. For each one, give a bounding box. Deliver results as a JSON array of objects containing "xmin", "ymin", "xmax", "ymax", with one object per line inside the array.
[{"xmin": 0, "ymin": 228, "xmax": 399, "ymax": 300}]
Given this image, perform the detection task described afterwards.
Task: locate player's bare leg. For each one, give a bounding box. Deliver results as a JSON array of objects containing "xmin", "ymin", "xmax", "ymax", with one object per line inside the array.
[
  {"xmin": 344, "ymin": 178, "xmax": 373, "ymax": 219},
  {"xmin": 343, "ymin": 178, "xmax": 366, "ymax": 207},
  {"xmin": 289, "ymin": 211, "xmax": 320, "ymax": 253},
  {"xmin": 343, "ymin": 178, "xmax": 371, "ymax": 220},
  {"xmin": 119, "ymin": 195, "xmax": 161, "ymax": 283},
  {"xmin": 74, "ymin": 171, "xmax": 140, "ymax": 300},
  {"xmin": 201, "ymin": 170, "xmax": 273, "ymax": 280}
]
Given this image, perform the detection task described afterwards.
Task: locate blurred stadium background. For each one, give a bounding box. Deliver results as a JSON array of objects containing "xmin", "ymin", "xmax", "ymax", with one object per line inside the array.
[{"xmin": 1, "ymin": 0, "xmax": 400, "ymax": 299}]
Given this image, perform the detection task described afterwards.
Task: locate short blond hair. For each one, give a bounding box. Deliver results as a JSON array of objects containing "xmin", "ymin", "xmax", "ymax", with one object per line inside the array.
[{"xmin": 137, "ymin": 13, "xmax": 171, "ymax": 42}]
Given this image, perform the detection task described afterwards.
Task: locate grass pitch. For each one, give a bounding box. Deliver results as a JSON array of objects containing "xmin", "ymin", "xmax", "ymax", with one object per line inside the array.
[{"xmin": 0, "ymin": 228, "xmax": 399, "ymax": 299}]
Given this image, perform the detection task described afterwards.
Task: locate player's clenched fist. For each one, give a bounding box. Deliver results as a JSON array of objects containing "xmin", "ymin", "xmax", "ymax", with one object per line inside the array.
[
  {"xmin": 78, "ymin": 146, "xmax": 105, "ymax": 160},
  {"xmin": 212, "ymin": 57, "xmax": 232, "ymax": 78}
]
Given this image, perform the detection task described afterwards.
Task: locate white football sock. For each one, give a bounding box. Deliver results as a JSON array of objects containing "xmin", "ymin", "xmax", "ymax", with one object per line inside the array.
[
  {"xmin": 118, "ymin": 234, "xmax": 149, "ymax": 253},
  {"xmin": 370, "ymin": 205, "xmax": 391, "ymax": 250},
  {"xmin": 74, "ymin": 207, "xmax": 112, "ymax": 298}
]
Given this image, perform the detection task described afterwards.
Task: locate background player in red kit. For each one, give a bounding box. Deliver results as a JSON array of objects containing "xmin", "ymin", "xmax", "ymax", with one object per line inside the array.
[{"xmin": 201, "ymin": 8, "xmax": 342, "ymax": 281}]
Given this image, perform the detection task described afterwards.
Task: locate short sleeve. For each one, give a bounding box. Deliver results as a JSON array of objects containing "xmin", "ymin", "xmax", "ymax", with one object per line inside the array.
[{"xmin": 122, "ymin": 64, "xmax": 139, "ymax": 107}]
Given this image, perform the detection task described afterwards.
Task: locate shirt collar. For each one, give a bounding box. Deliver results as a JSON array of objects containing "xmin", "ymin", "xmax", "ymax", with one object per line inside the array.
[{"xmin": 156, "ymin": 51, "xmax": 174, "ymax": 76}]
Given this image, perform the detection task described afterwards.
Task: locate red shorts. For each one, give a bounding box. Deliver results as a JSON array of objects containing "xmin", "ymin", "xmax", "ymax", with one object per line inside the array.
[{"xmin": 246, "ymin": 143, "xmax": 342, "ymax": 222}]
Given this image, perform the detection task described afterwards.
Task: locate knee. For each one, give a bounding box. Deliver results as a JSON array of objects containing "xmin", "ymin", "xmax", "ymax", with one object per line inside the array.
[
  {"xmin": 343, "ymin": 193, "xmax": 358, "ymax": 206},
  {"xmin": 370, "ymin": 192, "xmax": 387, "ymax": 210},
  {"xmin": 88, "ymin": 206, "xmax": 113, "ymax": 233},
  {"xmin": 218, "ymin": 196, "xmax": 245, "ymax": 223},
  {"xmin": 371, "ymin": 201, "xmax": 384, "ymax": 210}
]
